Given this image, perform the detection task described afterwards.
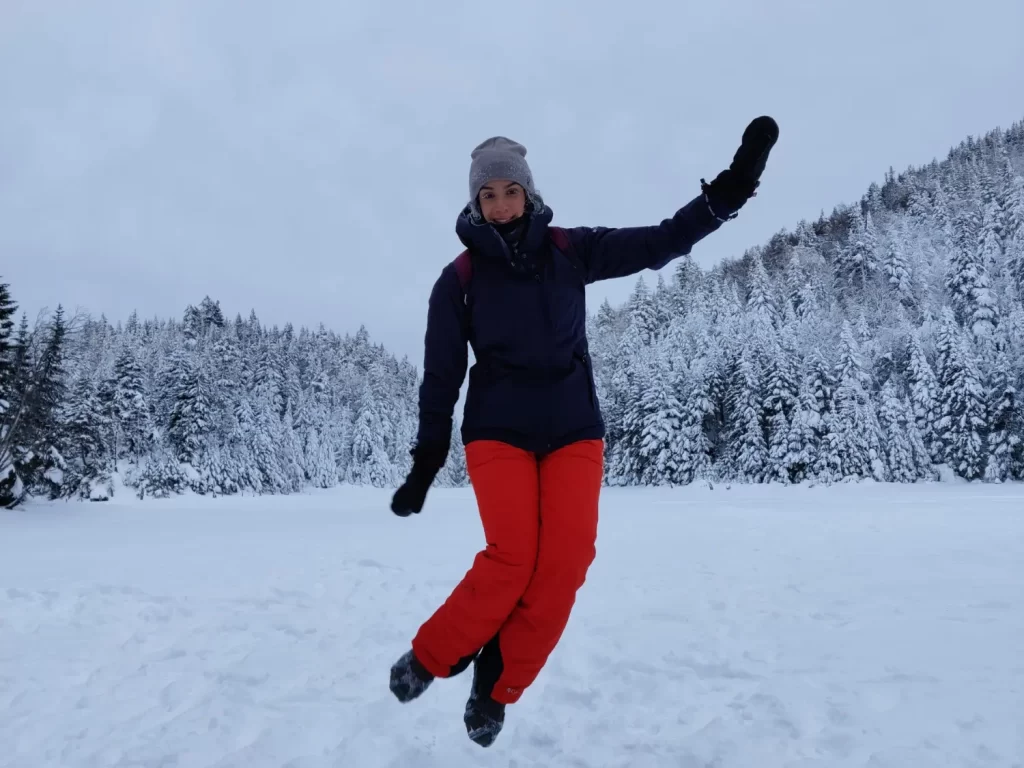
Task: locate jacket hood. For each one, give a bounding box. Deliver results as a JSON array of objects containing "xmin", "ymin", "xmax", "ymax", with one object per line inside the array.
[{"xmin": 455, "ymin": 202, "xmax": 554, "ymax": 266}]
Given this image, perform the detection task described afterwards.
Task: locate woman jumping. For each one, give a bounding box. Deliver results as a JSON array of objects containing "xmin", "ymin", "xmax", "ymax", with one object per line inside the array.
[{"xmin": 388, "ymin": 117, "xmax": 778, "ymax": 747}]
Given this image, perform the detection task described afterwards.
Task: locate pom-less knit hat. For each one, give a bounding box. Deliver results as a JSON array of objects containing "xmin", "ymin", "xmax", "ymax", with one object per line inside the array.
[{"xmin": 468, "ymin": 136, "xmax": 536, "ymax": 212}]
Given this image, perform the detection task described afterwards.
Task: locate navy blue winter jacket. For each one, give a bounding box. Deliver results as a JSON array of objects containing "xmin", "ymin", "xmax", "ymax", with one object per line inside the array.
[{"xmin": 416, "ymin": 193, "xmax": 726, "ymax": 456}]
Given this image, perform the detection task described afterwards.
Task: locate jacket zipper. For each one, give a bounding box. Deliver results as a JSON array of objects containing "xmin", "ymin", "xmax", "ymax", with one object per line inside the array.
[{"xmin": 535, "ymin": 269, "xmax": 555, "ymax": 449}]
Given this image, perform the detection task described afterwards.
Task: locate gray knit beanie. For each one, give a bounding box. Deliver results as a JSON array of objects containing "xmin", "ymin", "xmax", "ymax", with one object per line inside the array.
[{"xmin": 468, "ymin": 136, "xmax": 536, "ymax": 212}]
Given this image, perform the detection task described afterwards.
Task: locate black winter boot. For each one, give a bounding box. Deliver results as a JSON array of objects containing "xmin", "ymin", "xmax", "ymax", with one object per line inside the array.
[
  {"xmin": 465, "ymin": 686, "xmax": 505, "ymax": 747},
  {"xmin": 464, "ymin": 643, "xmax": 506, "ymax": 747},
  {"xmin": 389, "ymin": 649, "xmax": 434, "ymax": 703}
]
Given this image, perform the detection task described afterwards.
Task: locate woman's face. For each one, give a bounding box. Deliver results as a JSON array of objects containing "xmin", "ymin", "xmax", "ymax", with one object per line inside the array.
[{"xmin": 478, "ymin": 180, "xmax": 526, "ymax": 224}]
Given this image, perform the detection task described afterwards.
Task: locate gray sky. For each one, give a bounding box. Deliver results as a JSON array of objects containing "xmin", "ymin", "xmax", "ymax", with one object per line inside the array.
[{"xmin": 2, "ymin": 0, "xmax": 1022, "ymax": 366}]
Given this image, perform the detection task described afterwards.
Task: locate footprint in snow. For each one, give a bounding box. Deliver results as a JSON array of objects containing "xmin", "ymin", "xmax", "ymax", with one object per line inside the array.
[
  {"xmin": 356, "ymin": 558, "xmax": 399, "ymax": 571},
  {"xmin": 151, "ymin": 648, "xmax": 187, "ymax": 663},
  {"xmin": 272, "ymin": 622, "xmax": 311, "ymax": 639}
]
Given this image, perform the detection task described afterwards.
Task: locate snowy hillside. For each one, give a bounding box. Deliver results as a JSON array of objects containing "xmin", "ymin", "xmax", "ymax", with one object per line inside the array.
[
  {"xmin": 591, "ymin": 120, "xmax": 1024, "ymax": 486},
  {"xmin": 2, "ymin": 483, "xmax": 1021, "ymax": 766},
  {"xmin": 2, "ymin": 119, "xmax": 1024, "ymax": 507}
]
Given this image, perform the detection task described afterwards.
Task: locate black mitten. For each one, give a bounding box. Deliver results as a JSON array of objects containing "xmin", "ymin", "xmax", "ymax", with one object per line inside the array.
[
  {"xmin": 391, "ymin": 441, "xmax": 449, "ymax": 516},
  {"xmin": 702, "ymin": 116, "xmax": 779, "ymax": 219},
  {"xmin": 731, "ymin": 116, "xmax": 779, "ymax": 182}
]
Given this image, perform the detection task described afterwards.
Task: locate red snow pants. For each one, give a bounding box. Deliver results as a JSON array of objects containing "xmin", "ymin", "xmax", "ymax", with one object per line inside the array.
[{"xmin": 411, "ymin": 438, "xmax": 604, "ymax": 704}]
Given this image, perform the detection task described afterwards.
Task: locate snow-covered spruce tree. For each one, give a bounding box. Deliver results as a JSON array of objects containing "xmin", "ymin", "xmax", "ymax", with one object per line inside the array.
[
  {"xmin": 652, "ymin": 273, "xmax": 673, "ymax": 332},
  {"xmin": 670, "ymin": 357, "xmax": 713, "ymax": 484},
  {"xmin": 724, "ymin": 349, "xmax": 768, "ymax": 483},
  {"xmin": 111, "ymin": 342, "xmax": 151, "ymax": 463},
  {"xmin": 670, "ymin": 258, "xmax": 704, "ymax": 317},
  {"xmin": 623, "ymin": 276, "xmax": 659, "ymax": 348},
  {"xmin": 129, "ymin": 438, "xmax": 190, "ymax": 499},
  {"xmin": 762, "ymin": 326, "xmax": 799, "ymax": 482},
  {"xmin": 278, "ymin": 402, "xmax": 306, "ymax": 493},
  {"xmin": 167, "ymin": 351, "xmax": 212, "ymax": 466},
  {"xmin": 978, "ymin": 192, "xmax": 1004, "ymax": 274},
  {"xmin": 635, "ymin": 349, "xmax": 685, "ymax": 485},
  {"xmin": 945, "ymin": 209, "xmax": 998, "ymax": 339},
  {"xmin": 0, "ymin": 280, "xmax": 15, "ymax": 400},
  {"xmin": 346, "ymin": 381, "xmax": 394, "ymax": 488},
  {"xmin": 606, "ymin": 346, "xmax": 654, "ymax": 485},
  {"xmin": 883, "ymin": 220, "xmax": 917, "ymax": 309},
  {"xmin": 247, "ymin": 367, "xmax": 289, "ymax": 492},
  {"xmin": 745, "ymin": 249, "xmax": 779, "ymax": 329},
  {"xmin": 11, "ymin": 305, "xmax": 69, "ymax": 500},
  {"xmin": 935, "ymin": 308, "xmax": 988, "ymax": 479},
  {"xmin": 783, "ymin": 352, "xmax": 833, "ymax": 484},
  {"xmin": 983, "ymin": 343, "xmax": 1021, "ymax": 482},
  {"xmin": 823, "ymin": 321, "xmax": 886, "ymax": 481},
  {"xmin": 699, "ymin": 329, "xmax": 732, "ymax": 473},
  {"xmin": 783, "ymin": 222, "xmax": 824, "ymax": 318},
  {"xmin": 296, "ymin": 356, "xmax": 336, "ymax": 488},
  {"xmin": 907, "ymin": 332, "xmax": 943, "ymax": 463},
  {"xmin": 58, "ymin": 372, "xmax": 112, "ymax": 500},
  {"xmin": 0, "ymin": 280, "xmax": 20, "ymax": 505},
  {"xmin": 252, "ymin": 339, "xmax": 284, "ymax": 419},
  {"xmin": 225, "ymin": 393, "xmax": 263, "ymax": 493},
  {"xmin": 877, "ymin": 378, "xmax": 932, "ymax": 482},
  {"xmin": 1004, "ymin": 169, "xmax": 1024, "ymax": 301},
  {"xmin": 996, "ymin": 148, "xmax": 1023, "ymax": 256},
  {"xmin": 331, "ymin": 402, "xmax": 354, "ymax": 484},
  {"xmin": 601, "ymin": 283, "xmax": 657, "ymax": 484},
  {"xmin": 835, "ymin": 208, "xmax": 880, "ymax": 291},
  {"xmin": 367, "ymin": 358, "xmax": 399, "ymax": 470}
]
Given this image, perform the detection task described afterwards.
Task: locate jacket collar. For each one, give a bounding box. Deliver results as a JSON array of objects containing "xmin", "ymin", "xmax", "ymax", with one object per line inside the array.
[{"xmin": 455, "ymin": 202, "xmax": 554, "ymax": 267}]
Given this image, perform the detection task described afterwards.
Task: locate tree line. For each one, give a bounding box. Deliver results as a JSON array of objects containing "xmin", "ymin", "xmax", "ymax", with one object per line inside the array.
[{"xmin": 3, "ymin": 118, "xmax": 1022, "ymax": 506}]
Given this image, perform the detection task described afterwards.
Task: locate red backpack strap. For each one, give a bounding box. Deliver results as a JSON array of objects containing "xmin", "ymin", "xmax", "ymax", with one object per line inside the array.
[
  {"xmin": 548, "ymin": 226, "xmax": 585, "ymax": 277},
  {"xmin": 549, "ymin": 226, "xmax": 571, "ymax": 253},
  {"xmin": 454, "ymin": 249, "xmax": 472, "ymax": 293}
]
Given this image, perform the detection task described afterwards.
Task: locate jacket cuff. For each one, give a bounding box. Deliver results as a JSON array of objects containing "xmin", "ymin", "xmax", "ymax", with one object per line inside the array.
[{"xmin": 700, "ymin": 180, "xmax": 739, "ymax": 222}]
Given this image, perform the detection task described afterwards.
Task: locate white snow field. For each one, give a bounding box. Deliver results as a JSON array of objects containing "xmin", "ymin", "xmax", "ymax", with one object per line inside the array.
[{"xmin": 2, "ymin": 482, "xmax": 1022, "ymax": 768}]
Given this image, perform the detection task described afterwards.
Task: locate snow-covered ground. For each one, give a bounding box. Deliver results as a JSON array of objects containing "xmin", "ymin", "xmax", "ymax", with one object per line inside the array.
[{"xmin": 1, "ymin": 482, "xmax": 1022, "ymax": 767}]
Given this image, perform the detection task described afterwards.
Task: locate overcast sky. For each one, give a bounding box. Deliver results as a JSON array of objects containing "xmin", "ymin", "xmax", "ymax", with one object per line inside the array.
[{"xmin": 2, "ymin": 0, "xmax": 1022, "ymax": 366}]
